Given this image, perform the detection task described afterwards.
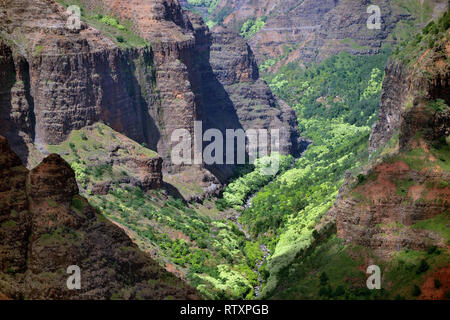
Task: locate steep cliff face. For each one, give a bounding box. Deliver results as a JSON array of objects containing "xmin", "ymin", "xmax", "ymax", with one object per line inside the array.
[
  {"xmin": 209, "ymin": 27, "xmax": 302, "ymax": 157},
  {"xmin": 203, "ymin": 0, "xmax": 448, "ymax": 69},
  {"xmin": 0, "ymin": 0, "xmax": 160, "ymax": 166},
  {"xmin": 336, "ymin": 27, "xmax": 450, "ymax": 259},
  {"xmin": 370, "ymin": 41, "xmax": 450, "ymax": 153},
  {"xmin": 0, "ymin": 135, "xmax": 199, "ymax": 300},
  {"xmin": 0, "ymin": 0, "xmax": 302, "ymax": 190}
]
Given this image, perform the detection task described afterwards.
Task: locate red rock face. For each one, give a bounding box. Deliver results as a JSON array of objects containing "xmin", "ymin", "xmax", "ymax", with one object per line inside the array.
[
  {"xmin": 211, "ymin": 0, "xmax": 448, "ymax": 67},
  {"xmin": 0, "ymin": 136, "xmax": 199, "ymax": 299},
  {"xmin": 1, "ymin": 0, "xmax": 302, "ymax": 183},
  {"xmin": 335, "ymin": 36, "xmax": 450, "ymax": 260},
  {"xmin": 336, "ymin": 160, "xmax": 450, "ymax": 259}
]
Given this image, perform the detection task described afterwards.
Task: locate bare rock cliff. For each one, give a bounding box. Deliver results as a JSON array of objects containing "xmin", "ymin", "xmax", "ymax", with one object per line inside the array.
[
  {"xmin": 206, "ymin": 0, "xmax": 448, "ymax": 68},
  {"xmin": 0, "ymin": 0, "xmax": 302, "ymax": 184},
  {"xmin": 335, "ymin": 32, "xmax": 450, "ymax": 259}
]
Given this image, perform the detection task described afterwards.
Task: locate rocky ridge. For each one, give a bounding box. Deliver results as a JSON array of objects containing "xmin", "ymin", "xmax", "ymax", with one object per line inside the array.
[
  {"xmin": 203, "ymin": 0, "xmax": 448, "ymax": 69},
  {"xmin": 0, "ymin": 0, "xmax": 303, "ymax": 186},
  {"xmin": 0, "ymin": 135, "xmax": 199, "ymax": 299},
  {"xmin": 335, "ymin": 28, "xmax": 450, "ymax": 259}
]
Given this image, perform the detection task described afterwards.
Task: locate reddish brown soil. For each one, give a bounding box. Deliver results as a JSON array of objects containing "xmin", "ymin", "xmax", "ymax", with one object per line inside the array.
[
  {"xmin": 408, "ymin": 185, "xmax": 425, "ymax": 201},
  {"xmin": 419, "ymin": 266, "xmax": 450, "ymax": 300},
  {"xmin": 0, "ymin": 293, "xmax": 10, "ymax": 300},
  {"xmin": 425, "ymin": 185, "xmax": 450, "ymax": 202},
  {"xmin": 166, "ymin": 264, "xmax": 184, "ymax": 279},
  {"xmin": 356, "ymin": 161, "xmax": 409, "ymax": 203}
]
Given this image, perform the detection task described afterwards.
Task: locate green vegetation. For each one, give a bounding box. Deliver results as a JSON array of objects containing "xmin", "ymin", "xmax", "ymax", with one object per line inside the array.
[
  {"xmin": 48, "ymin": 123, "xmax": 158, "ymax": 190},
  {"xmin": 340, "ymin": 38, "xmax": 370, "ymax": 50},
  {"xmin": 33, "ymin": 45, "xmax": 43, "ymax": 57},
  {"xmin": 384, "ymin": 248, "xmax": 450, "ymax": 299},
  {"xmin": 218, "ymin": 153, "xmax": 294, "ymax": 209},
  {"xmin": 229, "ymin": 49, "xmax": 391, "ymax": 297},
  {"xmin": 49, "ymin": 123, "xmax": 267, "ymax": 299},
  {"xmin": 71, "ymin": 195, "xmax": 86, "ymax": 213},
  {"xmin": 270, "ymin": 232, "xmax": 450, "ymax": 300},
  {"xmin": 412, "ymin": 212, "xmax": 450, "ymax": 242},
  {"xmin": 56, "ymin": 0, "xmax": 149, "ymax": 48},
  {"xmin": 49, "ymin": 2, "xmax": 449, "ymax": 300},
  {"xmin": 393, "ymin": 9, "xmax": 450, "ymax": 65},
  {"xmin": 395, "ymin": 178, "xmax": 415, "ymax": 196},
  {"xmin": 40, "ymin": 226, "xmax": 82, "ymax": 245},
  {"xmin": 88, "ymin": 185, "xmax": 261, "ymax": 299},
  {"xmin": 186, "ymin": 0, "xmax": 219, "ymax": 9},
  {"xmin": 270, "ymin": 235, "xmax": 384, "ymax": 299},
  {"xmin": 1, "ymin": 220, "xmax": 17, "ymax": 229},
  {"xmin": 265, "ymin": 49, "xmax": 390, "ymax": 126},
  {"xmin": 240, "ymin": 18, "xmax": 265, "ymax": 39}
]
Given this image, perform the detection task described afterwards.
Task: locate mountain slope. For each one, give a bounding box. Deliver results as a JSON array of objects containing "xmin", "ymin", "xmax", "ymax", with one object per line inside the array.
[
  {"xmin": 0, "ymin": 135, "xmax": 199, "ymax": 299},
  {"xmin": 0, "ymin": 0, "xmax": 302, "ymax": 184},
  {"xmin": 190, "ymin": 0, "xmax": 449, "ymax": 71},
  {"xmin": 267, "ymin": 12, "xmax": 450, "ymax": 300}
]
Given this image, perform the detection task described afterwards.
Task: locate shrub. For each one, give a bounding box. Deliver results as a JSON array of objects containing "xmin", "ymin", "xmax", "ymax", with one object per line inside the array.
[
  {"xmin": 319, "ymin": 272, "xmax": 329, "ymax": 286},
  {"xmin": 434, "ymin": 279, "xmax": 442, "ymax": 289},
  {"xmin": 72, "ymin": 196, "xmax": 84, "ymax": 212},
  {"xmin": 357, "ymin": 174, "xmax": 366, "ymax": 184},
  {"xmin": 412, "ymin": 285, "xmax": 422, "ymax": 297},
  {"xmin": 427, "ymin": 245, "xmax": 437, "ymax": 255},
  {"xmin": 334, "ymin": 285, "xmax": 345, "ymax": 297},
  {"xmin": 318, "ymin": 285, "xmax": 332, "ymax": 297},
  {"xmin": 116, "ymin": 36, "xmax": 125, "ymax": 43},
  {"xmin": 416, "ymin": 259, "xmax": 429, "ymax": 274}
]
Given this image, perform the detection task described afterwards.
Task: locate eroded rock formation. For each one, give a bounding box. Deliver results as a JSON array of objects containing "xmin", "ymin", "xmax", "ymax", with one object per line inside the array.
[
  {"xmin": 335, "ymin": 32, "xmax": 450, "ymax": 259},
  {"xmin": 0, "ymin": 0, "xmax": 302, "ymax": 185},
  {"xmin": 205, "ymin": 0, "xmax": 448, "ymax": 68},
  {"xmin": 0, "ymin": 135, "xmax": 199, "ymax": 299}
]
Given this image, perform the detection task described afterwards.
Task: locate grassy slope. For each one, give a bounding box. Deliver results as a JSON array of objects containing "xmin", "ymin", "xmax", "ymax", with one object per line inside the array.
[
  {"xmin": 56, "ymin": 0, "xmax": 149, "ymax": 48},
  {"xmin": 47, "ymin": 123, "xmax": 266, "ymax": 300},
  {"xmin": 233, "ymin": 4, "xmax": 450, "ymax": 299},
  {"xmin": 276, "ymin": 112, "xmax": 450, "ymax": 300},
  {"xmin": 266, "ymin": 12, "xmax": 450, "ymax": 300}
]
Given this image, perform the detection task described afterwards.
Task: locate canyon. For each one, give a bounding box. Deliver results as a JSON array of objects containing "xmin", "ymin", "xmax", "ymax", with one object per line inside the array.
[
  {"xmin": 0, "ymin": 0, "xmax": 449, "ymax": 301},
  {"xmin": 197, "ymin": 0, "xmax": 449, "ymax": 69},
  {"xmin": 0, "ymin": 0, "xmax": 302, "ymax": 187}
]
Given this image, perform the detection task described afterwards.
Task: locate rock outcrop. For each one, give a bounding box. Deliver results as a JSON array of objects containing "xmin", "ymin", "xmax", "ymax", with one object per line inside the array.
[
  {"xmin": 0, "ymin": 135, "xmax": 199, "ymax": 299},
  {"xmin": 336, "ymin": 29, "xmax": 450, "ymax": 259},
  {"xmin": 370, "ymin": 42, "xmax": 450, "ymax": 153},
  {"xmin": 0, "ymin": 0, "xmax": 302, "ymax": 184},
  {"xmin": 47, "ymin": 123, "xmax": 164, "ymax": 195},
  {"xmin": 336, "ymin": 160, "xmax": 450, "ymax": 259},
  {"xmin": 203, "ymin": 0, "xmax": 448, "ymax": 68}
]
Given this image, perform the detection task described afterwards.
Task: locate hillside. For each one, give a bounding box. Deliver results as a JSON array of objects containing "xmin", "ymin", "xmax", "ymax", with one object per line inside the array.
[
  {"xmin": 0, "ymin": 135, "xmax": 199, "ymax": 299},
  {"xmin": 0, "ymin": 0, "xmax": 449, "ymax": 302},
  {"xmin": 184, "ymin": 0, "xmax": 449, "ymax": 71},
  {"xmin": 0, "ymin": 0, "xmax": 302, "ymax": 181},
  {"xmin": 264, "ymin": 11, "xmax": 450, "ymax": 300}
]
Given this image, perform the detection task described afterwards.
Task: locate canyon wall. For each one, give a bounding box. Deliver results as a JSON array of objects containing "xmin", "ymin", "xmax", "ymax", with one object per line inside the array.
[
  {"xmin": 0, "ymin": 0, "xmax": 302, "ymax": 184},
  {"xmin": 335, "ymin": 31, "xmax": 450, "ymax": 259},
  {"xmin": 0, "ymin": 135, "xmax": 199, "ymax": 299},
  {"xmin": 205, "ymin": 0, "xmax": 448, "ymax": 68}
]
